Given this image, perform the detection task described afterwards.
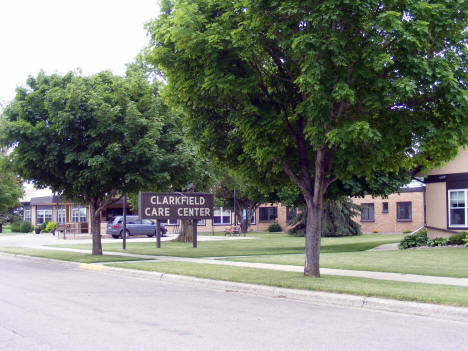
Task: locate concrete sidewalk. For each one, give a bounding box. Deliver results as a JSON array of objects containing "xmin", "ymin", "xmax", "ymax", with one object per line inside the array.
[{"xmin": 29, "ymin": 245, "xmax": 468, "ymax": 287}]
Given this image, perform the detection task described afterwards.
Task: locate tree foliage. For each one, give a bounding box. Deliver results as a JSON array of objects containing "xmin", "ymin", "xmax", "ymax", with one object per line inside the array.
[
  {"xmin": 145, "ymin": 0, "xmax": 467, "ymax": 275},
  {"xmin": 213, "ymin": 172, "xmax": 276, "ymax": 233},
  {"xmin": 1, "ymin": 68, "xmax": 187, "ymax": 254},
  {"xmin": 0, "ymin": 154, "xmax": 23, "ymax": 222}
]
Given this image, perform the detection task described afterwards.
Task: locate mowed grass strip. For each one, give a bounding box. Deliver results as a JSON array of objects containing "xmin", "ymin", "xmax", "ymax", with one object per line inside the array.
[
  {"xmin": 0, "ymin": 247, "xmax": 151, "ymax": 263},
  {"xmin": 107, "ymin": 261, "xmax": 468, "ymax": 307},
  {"xmin": 54, "ymin": 233, "xmax": 404, "ymax": 258},
  {"xmin": 226, "ymin": 247, "xmax": 468, "ymax": 278}
]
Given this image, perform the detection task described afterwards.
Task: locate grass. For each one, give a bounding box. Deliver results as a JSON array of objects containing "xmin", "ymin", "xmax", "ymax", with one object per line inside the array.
[
  {"xmin": 0, "ymin": 247, "xmax": 151, "ymax": 263},
  {"xmin": 1, "ymin": 224, "xmax": 12, "ymax": 233},
  {"xmin": 226, "ymin": 247, "xmax": 468, "ymax": 278},
  {"xmin": 55, "ymin": 233, "xmax": 403, "ymax": 258},
  {"xmin": 107, "ymin": 261, "xmax": 468, "ymax": 307},
  {"xmin": 0, "ymin": 224, "xmax": 22, "ymax": 236}
]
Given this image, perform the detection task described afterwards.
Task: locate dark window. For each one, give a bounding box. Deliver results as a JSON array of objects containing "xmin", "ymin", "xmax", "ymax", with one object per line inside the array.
[
  {"xmin": 259, "ymin": 207, "xmax": 277, "ymax": 222},
  {"xmin": 382, "ymin": 202, "xmax": 389, "ymax": 213},
  {"xmin": 397, "ymin": 202, "xmax": 412, "ymax": 221},
  {"xmin": 286, "ymin": 207, "xmax": 297, "ymax": 222},
  {"xmin": 361, "ymin": 204, "xmax": 374, "ymax": 222}
]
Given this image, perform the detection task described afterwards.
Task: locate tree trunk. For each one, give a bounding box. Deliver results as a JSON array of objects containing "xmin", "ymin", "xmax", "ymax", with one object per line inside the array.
[
  {"xmin": 304, "ymin": 194, "xmax": 322, "ymax": 277},
  {"xmin": 176, "ymin": 219, "xmax": 193, "ymax": 242},
  {"xmin": 304, "ymin": 148, "xmax": 328, "ymax": 277},
  {"xmin": 237, "ymin": 203, "xmax": 258, "ymax": 233},
  {"xmin": 89, "ymin": 201, "xmax": 103, "ymax": 255},
  {"xmin": 239, "ymin": 219, "xmax": 248, "ymax": 233}
]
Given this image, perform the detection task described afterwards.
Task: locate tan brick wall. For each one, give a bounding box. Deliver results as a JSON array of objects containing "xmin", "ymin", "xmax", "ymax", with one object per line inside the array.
[
  {"xmin": 425, "ymin": 183, "xmax": 447, "ymax": 229},
  {"xmin": 426, "ymin": 227, "xmax": 458, "ymax": 239},
  {"xmin": 351, "ymin": 191, "xmax": 425, "ymax": 233}
]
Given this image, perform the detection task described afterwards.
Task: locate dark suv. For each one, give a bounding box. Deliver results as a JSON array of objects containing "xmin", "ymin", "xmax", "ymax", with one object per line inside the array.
[{"xmin": 106, "ymin": 216, "xmax": 167, "ymax": 239}]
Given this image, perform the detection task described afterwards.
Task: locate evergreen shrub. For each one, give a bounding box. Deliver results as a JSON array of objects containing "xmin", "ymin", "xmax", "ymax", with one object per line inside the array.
[
  {"xmin": 19, "ymin": 221, "xmax": 33, "ymax": 233},
  {"xmin": 268, "ymin": 221, "xmax": 282, "ymax": 232}
]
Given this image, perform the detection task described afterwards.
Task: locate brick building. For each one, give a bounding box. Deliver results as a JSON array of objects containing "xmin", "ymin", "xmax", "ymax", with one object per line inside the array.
[
  {"xmin": 350, "ymin": 187, "xmax": 425, "ymax": 233},
  {"xmin": 22, "ymin": 195, "xmax": 296, "ymax": 234}
]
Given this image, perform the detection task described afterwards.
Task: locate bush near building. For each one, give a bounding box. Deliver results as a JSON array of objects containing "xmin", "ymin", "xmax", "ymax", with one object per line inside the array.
[
  {"xmin": 268, "ymin": 221, "xmax": 282, "ymax": 232},
  {"xmin": 399, "ymin": 230, "xmax": 467, "ymax": 249}
]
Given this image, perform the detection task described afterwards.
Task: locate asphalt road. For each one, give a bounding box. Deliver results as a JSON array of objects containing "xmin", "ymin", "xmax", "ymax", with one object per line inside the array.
[{"xmin": 0, "ymin": 254, "xmax": 467, "ymax": 351}]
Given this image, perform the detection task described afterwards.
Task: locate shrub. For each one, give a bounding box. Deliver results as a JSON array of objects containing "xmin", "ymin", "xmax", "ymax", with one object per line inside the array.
[
  {"xmin": 39, "ymin": 221, "xmax": 49, "ymax": 231},
  {"xmin": 268, "ymin": 221, "xmax": 282, "ymax": 232},
  {"xmin": 19, "ymin": 221, "xmax": 33, "ymax": 233},
  {"xmin": 372, "ymin": 229, "xmax": 379, "ymax": 233},
  {"xmin": 10, "ymin": 221, "xmax": 21, "ymax": 232},
  {"xmin": 427, "ymin": 237, "xmax": 449, "ymax": 247},
  {"xmin": 399, "ymin": 229, "xmax": 428, "ymax": 249},
  {"xmin": 403, "ymin": 230, "xmax": 412, "ymax": 234},
  {"xmin": 463, "ymin": 237, "xmax": 468, "ymax": 247},
  {"xmin": 45, "ymin": 221, "xmax": 57, "ymax": 233},
  {"xmin": 448, "ymin": 232, "xmax": 468, "ymax": 245}
]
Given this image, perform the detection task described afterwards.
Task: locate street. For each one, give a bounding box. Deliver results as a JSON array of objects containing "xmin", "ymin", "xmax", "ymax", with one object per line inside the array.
[{"xmin": 0, "ymin": 254, "xmax": 467, "ymax": 351}]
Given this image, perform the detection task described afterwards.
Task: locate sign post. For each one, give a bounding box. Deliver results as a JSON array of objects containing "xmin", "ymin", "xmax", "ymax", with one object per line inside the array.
[
  {"xmin": 156, "ymin": 219, "xmax": 161, "ymax": 248},
  {"xmin": 192, "ymin": 220, "xmax": 197, "ymax": 248},
  {"xmin": 139, "ymin": 192, "xmax": 213, "ymax": 248}
]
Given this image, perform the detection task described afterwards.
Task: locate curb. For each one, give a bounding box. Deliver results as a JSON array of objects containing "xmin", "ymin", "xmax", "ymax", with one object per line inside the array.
[{"xmin": 2, "ymin": 252, "xmax": 468, "ymax": 323}]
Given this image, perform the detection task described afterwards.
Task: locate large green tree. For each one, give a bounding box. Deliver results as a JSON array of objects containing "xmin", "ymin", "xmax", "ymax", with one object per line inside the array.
[
  {"xmin": 0, "ymin": 153, "xmax": 23, "ymax": 221},
  {"xmin": 1, "ymin": 68, "xmax": 183, "ymax": 254},
  {"xmin": 145, "ymin": 0, "xmax": 467, "ymax": 276}
]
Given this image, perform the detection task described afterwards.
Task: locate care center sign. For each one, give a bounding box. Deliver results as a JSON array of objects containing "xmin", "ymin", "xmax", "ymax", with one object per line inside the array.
[{"xmin": 138, "ymin": 192, "xmax": 214, "ymax": 220}]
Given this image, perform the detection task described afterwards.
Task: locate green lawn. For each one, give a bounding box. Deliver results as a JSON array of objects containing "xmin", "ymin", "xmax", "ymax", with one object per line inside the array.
[
  {"xmin": 55, "ymin": 233, "xmax": 403, "ymax": 258},
  {"xmin": 108, "ymin": 261, "xmax": 468, "ymax": 307},
  {"xmin": 226, "ymin": 247, "xmax": 468, "ymax": 278},
  {"xmin": 1, "ymin": 224, "xmax": 12, "ymax": 233},
  {"xmin": 0, "ymin": 247, "xmax": 151, "ymax": 263}
]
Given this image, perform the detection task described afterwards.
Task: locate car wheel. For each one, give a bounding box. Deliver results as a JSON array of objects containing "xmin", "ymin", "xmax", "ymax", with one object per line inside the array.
[
  {"xmin": 120, "ymin": 229, "xmax": 130, "ymax": 238},
  {"xmin": 147, "ymin": 233, "xmax": 155, "ymax": 237}
]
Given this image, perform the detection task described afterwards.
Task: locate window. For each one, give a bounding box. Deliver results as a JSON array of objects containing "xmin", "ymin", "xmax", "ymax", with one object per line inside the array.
[
  {"xmin": 197, "ymin": 219, "xmax": 206, "ymax": 226},
  {"xmin": 382, "ymin": 202, "xmax": 389, "ymax": 213},
  {"xmin": 259, "ymin": 207, "xmax": 277, "ymax": 222},
  {"xmin": 237, "ymin": 209, "xmax": 256, "ymax": 225},
  {"xmin": 57, "ymin": 208, "xmax": 66, "ymax": 224},
  {"xmin": 397, "ymin": 202, "xmax": 412, "ymax": 221},
  {"xmin": 72, "ymin": 206, "xmax": 87, "ymax": 223},
  {"xmin": 160, "ymin": 219, "xmax": 178, "ymax": 226},
  {"xmin": 361, "ymin": 204, "xmax": 374, "ymax": 222},
  {"xmin": 36, "ymin": 209, "xmax": 52, "ymax": 224},
  {"xmin": 448, "ymin": 189, "xmax": 467, "ymax": 227},
  {"xmin": 286, "ymin": 207, "xmax": 297, "ymax": 222},
  {"xmin": 24, "ymin": 209, "xmax": 31, "ymax": 222},
  {"xmin": 213, "ymin": 207, "xmax": 231, "ymax": 225}
]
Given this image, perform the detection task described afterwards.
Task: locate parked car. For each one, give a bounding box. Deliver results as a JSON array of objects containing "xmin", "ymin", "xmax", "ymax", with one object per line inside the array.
[{"xmin": 106, "ymin": 216, "xmax": 167, "ymax": 239}]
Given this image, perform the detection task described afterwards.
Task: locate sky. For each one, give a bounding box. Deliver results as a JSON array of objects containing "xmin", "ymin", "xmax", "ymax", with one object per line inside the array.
[{"xmin": 0, "ymin": 0, "xmax": 159, "ymax": 105}]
